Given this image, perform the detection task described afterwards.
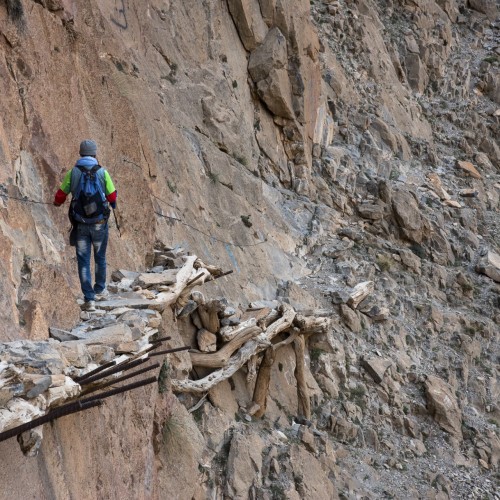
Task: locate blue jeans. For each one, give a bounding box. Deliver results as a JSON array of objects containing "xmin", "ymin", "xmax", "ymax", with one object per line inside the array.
[{"xmin": 76, "ymin": 222, "xmax": 109, "ymax": 301}]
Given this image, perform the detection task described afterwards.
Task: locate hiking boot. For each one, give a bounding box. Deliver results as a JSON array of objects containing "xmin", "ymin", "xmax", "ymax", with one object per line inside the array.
[
  {"xmin": 95, "ymin": 289, "xmax": 109, "ymax": 301},
  {"xmin": 81, "ymin": 300, "xmax": 96, "ymax": 312}
]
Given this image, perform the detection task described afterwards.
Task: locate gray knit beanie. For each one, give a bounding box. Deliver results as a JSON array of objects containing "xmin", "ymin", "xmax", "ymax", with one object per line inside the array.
[{"xmin": 79, "ymin": 139, "xmax": 97, "ymax": 156}]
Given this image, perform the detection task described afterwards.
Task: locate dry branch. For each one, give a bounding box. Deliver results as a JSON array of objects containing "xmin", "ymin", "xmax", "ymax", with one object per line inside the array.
[
  {"xmin": 294, "ymin": 335, "xmax": 311, "ymax": 419},
  {"xmin": 246, "ymin": 354, "xmax": 258, "ymax": 383},
  {"xmin": 190, "ymin": 325, "xmax": 262, "ymax": 368},
  {"xmin": 293, "ymin": 315, "xmax": 331, "ymax": 335},
  {"xmin": 251, "ymin": 328, "xmax": 299, "ymax": 418},
  {"xmin": 252, "ymin": 348, "xmax": 276, "ymax": 418},
  {"xmin": 219, "ymin": 318, "xmax": 257, "ymax": 342},
  {"xmin": 155, "ymin": 255, "xmax": 199, "ymax": 306}
]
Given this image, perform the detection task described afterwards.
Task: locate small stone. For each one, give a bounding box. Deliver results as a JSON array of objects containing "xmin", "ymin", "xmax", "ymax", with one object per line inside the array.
[
  {"xmin": 197, "ymin": 328, "xmax": 217, "ymax": 352},
  {"xmin": 455, "ymin": 160, "xmax": 482, "ymax": 179},
  {"xmin": 362, "ymin": 357, "xmax": 392, "ymax": 384},
  {"xmin": 459, "ymin": 189, "xmax": 478, "ymax": 197},
  {"xmin": 443, "ymin": 199, "xmax": 462, "ymax": 208}
]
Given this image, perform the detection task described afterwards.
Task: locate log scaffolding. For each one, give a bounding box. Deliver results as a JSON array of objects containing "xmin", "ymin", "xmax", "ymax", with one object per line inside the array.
[
  {"xmin": 171, "ymin": 297, "xmax": 331, "ymax": 421},
  {"xmin": 0, "ymin": 254, "xmax": 219, "ymax": 452},
  {"xmin": 1, "ymin": 246, "xmax": 331, "ymax": 453}
]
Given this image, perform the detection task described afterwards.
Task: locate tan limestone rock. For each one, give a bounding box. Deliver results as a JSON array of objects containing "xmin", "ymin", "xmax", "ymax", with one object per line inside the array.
[
  {"xmin": 362, "ymin": 357, "xmax": 393, "ymax": 384},
  {"xmin": 425, "ymin": 375, "xmax": 462, "ymax": 439},
  {"xmin": 427, "ymin": 173, "xmax": 451, "ymax": 200},
  {"xmin": 290, "ymin": 444, "xmax": 339, "ymax": 499},
  {"xmin": 227, "ymin": 431, "xmax": 265, "ymax": 499},
  {"xmin": 476, "ymin": 250, "xmax": 500, "ymax": 283},
  {"xmin": 132, "ymin": 269, "xmax": 178, "ymax": 289},
  {"xmin": 455, "ymin": 160, "xmax": 481, "ymax": 179},
  {"xmin": 443, "ymin": 199, "xmax": 462, "ymax": 208},
  {"xmin": 340, "ymin": 304, "xmax": 362, "ymax": 333},
  {"xmin": 468, "ymin": 0, "xmax": 499, "ymax": 20},
  {"xmin": 391, "ymin": 189, "xmax": 424, "ymax": 243},
  {"xmin": 227, "ymin": 0, "xmax": 268, "ymax": 51},
  {"xmin": 197, "ymin": 328, "xmax": 217, "ymax": 352},
  {"xmin": 399, "ymin": 249, "xmax": 422, "ymax": 274},
  {"xmin": 248, "ymin": 27, "xmax": 295, "ymax": 119},
  {"xmin": 406, "ymin": 53, "xmax": 429, "ymax": 93}
]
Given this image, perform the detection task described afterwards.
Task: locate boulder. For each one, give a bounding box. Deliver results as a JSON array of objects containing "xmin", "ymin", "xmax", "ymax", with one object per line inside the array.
[
  {"xmin": 357, "ymin": 203, "xmax": 386, "ymax": 220},
  {"xmin": 248, "ymin": 28, "xmax": 295, "ymax": 119},
  {"xmin": 425, "ymin": 375, "xmax": 462, "ymax": 439},
  {"xmin": 476, "ymin": 250, "xmax": 500, "ymax": 283},
  {"xmin": 197, "ymin": 328, "xmax": 217, "ymax": 352},
  {"xmin": 391, "ymin": 189, "xmax": 424, "ymax": 243},
  {"xmin": 406, "ymin": 53, "xmax": 428, "ymax": 93},
  {"xmin": 226, "ymin": 431, "xmax": 265, "ymax": 499},
  {"xmin": 484, "ymin": 72, "xmax": 500, "ymax": 104},
  {"xmin": 340, "ymin": 304, "xmax": 362, "ymax": 333},
  {"xmin": 468, "ymin": 0, "xmax": 498, "ymax": 20},
  {"xmin": 227, "ymin": 0, "xmax": 268, "ymax": 51}
]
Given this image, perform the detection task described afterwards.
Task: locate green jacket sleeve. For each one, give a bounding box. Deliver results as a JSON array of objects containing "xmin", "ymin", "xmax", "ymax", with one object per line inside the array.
[
  {"xmin": 59, "ymin": 169, "xmax": 73, "ymax": 194},
  {"xmin": 103, "ymin": 170, "xmax": 116, "ymax": 196}
]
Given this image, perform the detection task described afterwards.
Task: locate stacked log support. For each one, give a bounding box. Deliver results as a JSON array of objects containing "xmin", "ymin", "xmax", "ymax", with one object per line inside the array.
[{"xmin": 0, "ymin": 243, "xmax": 331, "ymax": 452}]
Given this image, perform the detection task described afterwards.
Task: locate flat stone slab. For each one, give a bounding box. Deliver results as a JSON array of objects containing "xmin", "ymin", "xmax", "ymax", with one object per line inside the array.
[
  {"xmin": 97, "ymin": 298, "xmax": 165, "ymax": 312},
  {"xmin": 132, "ymin": 269, "xmax": 178, "ymax": 288},
  {"xmin": 67, "ymin": 323, "xmax": 134, "ymax": 348}
]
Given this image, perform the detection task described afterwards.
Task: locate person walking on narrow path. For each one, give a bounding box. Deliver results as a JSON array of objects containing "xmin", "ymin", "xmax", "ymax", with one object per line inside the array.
[{"xmin": 53, "ymin": 140, "xmax": 117, "ymax": 311}]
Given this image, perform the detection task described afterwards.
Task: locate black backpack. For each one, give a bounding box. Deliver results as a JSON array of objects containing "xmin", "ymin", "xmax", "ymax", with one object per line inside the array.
[{"xmin": 69, "ymin": 165, "xmax": 110, "ymax": 225}]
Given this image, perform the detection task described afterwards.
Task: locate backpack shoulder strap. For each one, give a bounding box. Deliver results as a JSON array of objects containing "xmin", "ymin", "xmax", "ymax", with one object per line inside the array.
[{"xmin": 70, "ymin": 167, "xmax": 82, "ymax": 196}]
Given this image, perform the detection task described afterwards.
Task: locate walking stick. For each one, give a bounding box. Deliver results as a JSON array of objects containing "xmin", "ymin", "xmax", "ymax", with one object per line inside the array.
[{"xmin": 112, "ymin": 208, "xmax": 122, "ymax": 237}]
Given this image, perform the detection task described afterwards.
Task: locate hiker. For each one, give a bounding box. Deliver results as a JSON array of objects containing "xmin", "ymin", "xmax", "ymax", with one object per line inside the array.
[{"xmin": 53, "ymin": 140, "xmax": 117, "ymax": 311}]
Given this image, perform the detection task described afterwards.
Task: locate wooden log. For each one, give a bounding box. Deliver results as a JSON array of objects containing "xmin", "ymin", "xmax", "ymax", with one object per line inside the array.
[
  {"xmin": 197, "ymin": 305, "xmax": 220, "ymax": 334},
  {"xmin": 293, "ymin": 315, "xmax": 331, "ymax": 335},
  {"xmin": 240, "ymin": 307, "xmax": 279, "ymax": 328},
  {"xmin": 171, "ymin": 304, "xmax": 296, "ymax": 392},
  {"xmin": 193, "ymin": 258, "xmax": 224, "ymax": 277},
  {"xmin": 219, "ymin": 318, "xmax": 257, "ymax": 342},
  {"xmin": 190, "ymin": 325, "xmax": 262, "ymax": 368},
  {"xmin": 294, "ymin": 335, "xmax": 311, "ymax": 419},
  {"xmin": 252, "ymin": 348, "xmax": 276, "ymax": 418},
  {"xmin": 250, "ymin": 328, "xmax": 298, "ymax": 418},
  {"xmin": 155, "ymin": 255, "xmax": 198, "ymax": 305},
  {"xmin": 246, "ymin": 354, "xmax": 258, "ymax": 383},
  {"xmin": 347, "ymin": 281, "xmax": 374, "ymax": 309}
]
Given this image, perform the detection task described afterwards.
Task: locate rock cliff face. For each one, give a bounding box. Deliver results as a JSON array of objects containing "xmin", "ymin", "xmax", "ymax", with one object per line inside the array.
[{"xmin": 0, "ymin": 0, "xmax": 499, "ymax": 499}]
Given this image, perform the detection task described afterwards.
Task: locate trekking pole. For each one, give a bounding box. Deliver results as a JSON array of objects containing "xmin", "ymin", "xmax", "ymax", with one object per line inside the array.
[{"xmin": 112, "ymin": 208, "xmax": 122, "ymax": 237}]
